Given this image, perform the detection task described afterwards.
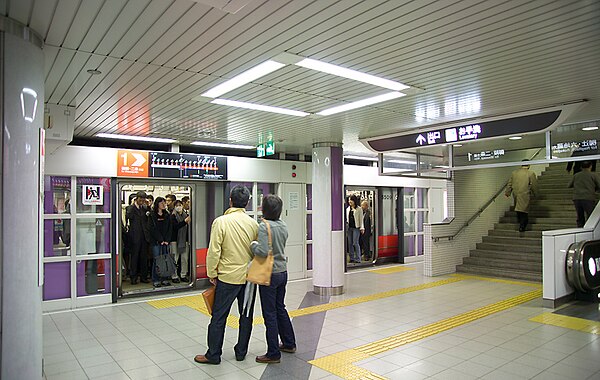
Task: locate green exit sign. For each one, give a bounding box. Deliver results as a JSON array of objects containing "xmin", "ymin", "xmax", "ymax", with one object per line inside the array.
[
  {"xmin": 257, "ymin": 144, "xmax": 266, "ymax": 157},
  {"xmin": 265, "ymin": 140, "xmax": 275, "ymax": 156}
]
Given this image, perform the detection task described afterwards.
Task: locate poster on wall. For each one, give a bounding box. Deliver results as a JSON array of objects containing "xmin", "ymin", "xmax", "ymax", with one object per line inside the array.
[{"xmin": 82, "ymin": 185, "xmax": 103, "ymax": 205}]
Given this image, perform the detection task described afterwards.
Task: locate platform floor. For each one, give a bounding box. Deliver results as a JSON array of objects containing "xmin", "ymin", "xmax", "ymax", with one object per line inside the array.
[{"xmin": 42, "ymin": 263, "xmax": 600, "ymax": 380}]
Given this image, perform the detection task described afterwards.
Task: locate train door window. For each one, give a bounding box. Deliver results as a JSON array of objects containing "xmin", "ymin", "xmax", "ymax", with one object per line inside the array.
[
  {"xmin": 306, "ymin": 184, "xmax": 313, "ymax": 270},
  {"xmin": 345, "ymin": 188, "xmax": 377, "ymax": 267},
  {"xmin": 225, "ymin": 182, "xmax": 254, "ymax": 212},
  {"xmin": 403, "ymin": 187, "xmax": 428, "ymax": 259}
]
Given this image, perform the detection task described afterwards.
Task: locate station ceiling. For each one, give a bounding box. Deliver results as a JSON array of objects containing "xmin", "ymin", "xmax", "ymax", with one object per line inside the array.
[{"xmin": 4, "ymin": 0, "xmax": 600, "ymax": 155}]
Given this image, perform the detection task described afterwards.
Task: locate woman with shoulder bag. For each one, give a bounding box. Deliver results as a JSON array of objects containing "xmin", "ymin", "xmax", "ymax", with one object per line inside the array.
[
  {"xmin": 148, "ymin": 197, "xmax": 173, "ymax": 288},
  {"xmin": 250, "ymin": 194, "xmax": 296, "ymax": 364}
]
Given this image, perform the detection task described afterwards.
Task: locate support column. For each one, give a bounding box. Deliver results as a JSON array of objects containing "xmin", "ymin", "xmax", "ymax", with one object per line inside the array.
[
  {"xmin": 1, "ymin": 17, "xmax": 44, "ymax": 379},
  {"xmin": 312, "ymin": 142, "xmax": 344, "ymax": 296}
]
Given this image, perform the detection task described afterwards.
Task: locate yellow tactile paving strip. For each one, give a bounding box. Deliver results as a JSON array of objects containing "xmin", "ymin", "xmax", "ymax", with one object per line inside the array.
[
  {"xmin": 369, "ymin": 266, "xmax": 414, "ymax": 274},
  {"xmin": 309, "ymin": 288, "xmax": 542, "ymax": 380},
  {"xmin": 451, "ymin": 273, "xmax": 541, "ymax": 287},
  {"xmin": 530, "ymin": 312, "xmax": 600, "ymax": 335}
]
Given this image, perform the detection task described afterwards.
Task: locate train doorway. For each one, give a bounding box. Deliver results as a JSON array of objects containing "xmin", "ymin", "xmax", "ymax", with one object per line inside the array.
[{"xmin": 344, "ymin": 187, "xmax": 378, "ymax": 268}]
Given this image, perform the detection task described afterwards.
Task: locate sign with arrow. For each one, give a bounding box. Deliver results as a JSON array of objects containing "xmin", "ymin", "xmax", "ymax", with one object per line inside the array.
[
  {"xmin": 416, "ymin": 134, "xmax": 426, "ymax": 145},
  {"xmin": 117, "ymin": 150, "xmax": 149, "ymax": 177}
]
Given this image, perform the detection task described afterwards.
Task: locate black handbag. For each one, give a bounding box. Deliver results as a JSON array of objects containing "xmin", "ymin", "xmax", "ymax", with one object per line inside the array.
[{"xmin": 155, "ymin": 245, "xmax": 176, "ymax": 278}]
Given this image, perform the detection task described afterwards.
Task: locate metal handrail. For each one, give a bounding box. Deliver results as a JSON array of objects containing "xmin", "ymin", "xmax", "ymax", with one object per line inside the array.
[{"xmin": 432, "ymin": 148, "xmax": 544, "ymax": 242}]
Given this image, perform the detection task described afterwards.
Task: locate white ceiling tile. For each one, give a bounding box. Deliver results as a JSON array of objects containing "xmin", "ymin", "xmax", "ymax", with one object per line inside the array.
[
  {"xmin": 61, "ymin": 0, "xmax": 104, "ymax": 49},
  {"xmin": 78, "ymin": 0, "xmax": 127, "ymax": 52},
  {"xmin": 44, "ymin": 0, "xmax": 80, "ymax": 46},
  {"xmin": 30, "ymin": 0, "xmax": 58, "ymax": 39},
  {"xmin": 7, "ymin": 0, "xmax": 33, "ymax": 25}
]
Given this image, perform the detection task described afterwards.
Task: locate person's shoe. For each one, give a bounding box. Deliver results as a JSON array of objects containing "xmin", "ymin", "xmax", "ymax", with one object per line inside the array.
[
  {"xmin": 255, "ymin": 355, "xmax": 280, "ymax": 364},
  {"xmin": 161, "ymin": 280, "xmax": 171, "ymax": 286},
  {"xmin": 279, "ymin": 345, "xmax": 296, "ymax": 353},
  {"xmin": 153, "ymin": 282, "xmax": 161, "ymax": 288},
  {"xmin": 236, "ymin": 355, "xmax": 245, "ymax": 361},
  {"xmin": 172, "ymin": 278, "xmax": 180, "ymax": 283},
  {"xmin": 180, "ymin": 276, "xmax": 189, "ymax": 283},
  {"xmin": 131, "ymin": 278, "xmax": 138, "ymax": 285},
  {"xmin": 139, "ymin": 278, "xmax": 149, "ymax": 283},
  {"xmin": 194, "ymin": 354, "xmax": 219, "ymax": 365}
]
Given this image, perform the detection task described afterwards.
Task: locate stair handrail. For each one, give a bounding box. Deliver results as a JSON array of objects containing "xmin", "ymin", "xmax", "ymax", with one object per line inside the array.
[{"xmin": 432, "ymin": 148, "xmax": 545, "ymax": 242}]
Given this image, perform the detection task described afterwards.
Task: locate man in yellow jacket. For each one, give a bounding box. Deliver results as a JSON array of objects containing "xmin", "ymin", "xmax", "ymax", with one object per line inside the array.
[
  {"xmin": 505, "ymin": 161, "xmax": 538, "ymax": 232},
  {"xmin": 195, "ymin": 185, "xmax": 259, "ymax": 364}
]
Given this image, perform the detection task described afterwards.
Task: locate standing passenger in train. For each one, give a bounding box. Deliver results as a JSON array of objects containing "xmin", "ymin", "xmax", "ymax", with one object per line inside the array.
[
  {"xmin": 125, "ymin": 191, "xmax": 150, "ymax": 285},
  {"xmin": 166, "ymin": 194, "xmax": 176, "ymax": 214},
  {"xmin": 346, "ymin": 195, "xmax": 364, "ymax": 263},
  {"xmin": 170, "ymin": 200, "xmax": 191, "ymax": 283},
  {"xmin": 360, "ymin": 200, "xmax": 372, "ymax": 261},
  {"xmin": 251, "ymin": 195, "xmax": 296, "ymax": 364},
  {"xmin": 568, "ymin": 161, "xmax": 600, "ymax": 227},
  {"xmin": 195, "ymin": 185, "xmax": 259, "ymax": 365},
  {"xmin": 505, "ymin": 161, "xmax": 538, "ymax": 232},
  {"xmin": 148, "ymin": 197, "xmax": 173, "ymax": 288}
]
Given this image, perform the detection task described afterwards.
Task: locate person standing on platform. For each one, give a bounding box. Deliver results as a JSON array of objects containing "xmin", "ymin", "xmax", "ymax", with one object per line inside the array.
[
  {"xmin": 194, "ymin": 185, "xmax": 259, "ymax": 365},
  {"xmin": 505, "ymin": 161, "xmax": 538, "ymax": 232},
  {"xmin": 360, "ymin": 200, "xmax": 372, "ymax": 261},
  {"xmin": 125, "ymin": 191, "xmax": 150, "ymax": 284},
  {"xmin": 346, "ymin": 195, "xmax": 364, "ymax": 263},
  {"xmin": 568, "ymin": 161, "xmax": 600, "ymax": 227}
]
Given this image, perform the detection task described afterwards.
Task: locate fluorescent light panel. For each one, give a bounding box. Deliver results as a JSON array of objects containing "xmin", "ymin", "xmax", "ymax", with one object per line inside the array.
[
  {"xmin": 582, "ymin": 126, "xmax": 598, "ymax": 131},
  {"xmin": 296, "ymin": 58, "xmax": 410, "ymax": 91},
  {"xmin": 344, "ymin": 155, "xmax": 378, "ymax": 162},
  {"xmin": 211, "ymin": 98, "xmax": 309, "ymax": 117},
  {"xmin": 96, "ymin": 133, "xmax": 175, "ymax": 143},
  {"xmin": 191, "ymin": 141, "xmax": 256, "ymax": 150},
  {"xmin": 317, "ymin": 92, "xmax": 405, "ymax": 116},
  {"xmin": 201, "ymin": 60, "xmax": 285, "ymax": 98},
  {"xmin": 508, "ymin": 136, "xmax": 522, "ymax": 140}
]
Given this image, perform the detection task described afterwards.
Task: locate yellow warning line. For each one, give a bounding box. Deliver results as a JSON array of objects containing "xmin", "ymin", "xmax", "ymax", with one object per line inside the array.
[
  {"xmin": 451, "ymin": 273, "xmax": 541, "ymax": 288},
  {"xmin": 369, "ymin": 266, "xmax": 414, "ymax": 274},
  {"xmin": 530, "ymin": 312, "xmax": 600, "ymax": 334},
  {"xmin": 309, "ymin": 288, "xmax": 542, "ymax": 380}
]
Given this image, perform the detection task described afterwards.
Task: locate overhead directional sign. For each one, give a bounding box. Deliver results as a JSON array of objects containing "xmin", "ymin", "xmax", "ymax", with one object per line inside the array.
[
  {"xmin": 117, "ymin": 150, "xmax": 149, "ymax": 177},
  {"xmin": 117, "ymin": 150, "xmax": 227, "ymax": 180}
]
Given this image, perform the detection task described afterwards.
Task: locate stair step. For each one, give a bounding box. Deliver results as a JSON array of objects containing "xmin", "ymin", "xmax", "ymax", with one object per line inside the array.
[
  {"xmin": 488, "ymin": 229, "xmax": 542, "ymax": 238},
  {"xmin": 499, "ymin": 216, "xmax": 578, "ymax": 224},
  {"xmin": 476, "ymin": 242, "xmax": 541, "ymax": 253},
  {"xmin": 463, "ymin": 257, "xmax": 542, "ymax": 271},
  {"xmin": 482, "ymin": 236, "xmax": 541, "ymax": 246},
  {"xmin": 470, "ymin": 249, "xmax": 541, "ymax": 262},
  {"xmin": 494, "ymin": 223, "xmax": 575, "ymax": 231},
  {"xmin": 505, "ymin": 210, "xmax": 576, "ymax": 218},
  {"xmin": 456, "ymin": 265, "xmax": 541, "ymax": 282}
]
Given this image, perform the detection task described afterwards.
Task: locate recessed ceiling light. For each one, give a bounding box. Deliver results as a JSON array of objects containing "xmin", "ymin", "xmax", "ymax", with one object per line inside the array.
[
  {"xmin": 201, "ymin": 60, "xmax": 285, "ymax": 98},
  {"xmin": 582, "ymin": 126, "xmax": 598, "ymax": 131},
  {"xmin": 96, "ymin": 133, "xmax": 175, "ymax": 143},
  {"xmin": 453, "ymin": 144, "xmax": 463, "ymax": 147},
  {"xmin": 295, "ymin": 58, "xmax": 410, "ymax": 91},
  {"xmin": 211, "ymin": 98, "xmax": 309, "ymax": 117},
  {"xmin": 87, "ymin": 69, "xmax": 101, "ymax": 75},
  {"xmin": 317, "ymin": 92, "xmax": 405, "ymax": 116},
  {"xmin": 508, "ymin": 136, "xmax": 522, "ymax": 140},
  {"xmin": 344, "ymin": 155, "xmax": 378, "ymax": 162},
  {"xmin": 191, "ymin": 141, "xmax": 256, "ymax": 150}
]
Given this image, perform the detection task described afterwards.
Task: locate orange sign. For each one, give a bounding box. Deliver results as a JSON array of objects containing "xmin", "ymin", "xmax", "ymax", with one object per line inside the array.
[{"xmin": 117, "ymin": 150, "xmax": 149, "ymax": 177}]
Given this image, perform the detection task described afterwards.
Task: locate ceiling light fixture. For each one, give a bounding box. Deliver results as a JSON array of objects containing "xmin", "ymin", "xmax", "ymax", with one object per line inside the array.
[
  {"xmin": 201, "ymin": 60, "xmax": 285, "ymax": 98},
  {"xmin": 191, "ymin": 141, "xmax": 256, "ymax": 150},
  {"xmin": 317, "ymin": 92, "xmax": 405, "ymax": 116},
  {"xmin": 582, "ymin": 126, "xmax": 598, "ymax": 131},
  {"xmin": 453, "ymin": 144, "xmax": 463, "ymax": 147},
  {"xmin": 508, "ymin": 136, "xmax": 522, "ymax": 140},
  {"xmin": 211, "ymin": 98, "xmax": 309, "ymax": 117},
  {"xmin": 344, "ymin": 155, "xmax": 378, "ymax": 162},
  {"xmin": 87, "ymin": 69, "xmax": 102, "ymax": 75},
  {"xmin": 96, "ymin": 133, "xmax": 175, "ymax": 143},
  {"xmin": 295, "ymin": 58, "xmax": 410, "ymax": 91}
]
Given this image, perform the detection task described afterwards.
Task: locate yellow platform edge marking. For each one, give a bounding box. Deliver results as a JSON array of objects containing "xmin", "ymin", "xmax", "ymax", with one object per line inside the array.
[
  {"xmin": 368, "ymin": 266, "xmax": 414, "ymax": 274},
  {"xmin": 309, "ymin": 288, "xmax": 542, "ymax": 380},
  {"xmin": 451, "ymin": 273, "xmax": 542, "ymax": 288},
  {"xmin": 530, "ymin": 312, "xmax": 600, "ymax": 334}
]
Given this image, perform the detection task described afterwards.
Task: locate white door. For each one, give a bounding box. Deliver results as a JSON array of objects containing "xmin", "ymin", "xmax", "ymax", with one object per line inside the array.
[{"xmin": 280, "ymin": 183, "xmax": 305, "ymax": 280}]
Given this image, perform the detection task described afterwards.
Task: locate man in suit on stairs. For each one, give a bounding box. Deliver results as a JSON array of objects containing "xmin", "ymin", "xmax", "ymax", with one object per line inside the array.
[{"xmin": 505, "ymin": 161, "xmax": 539, "ymax": 232}]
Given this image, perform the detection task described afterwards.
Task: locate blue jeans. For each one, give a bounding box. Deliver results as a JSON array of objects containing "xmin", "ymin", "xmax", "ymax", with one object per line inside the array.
[
  {"xmin": 151, "ymin": 244, "xmax": 168, "ymax": 283},
  {"xmin": 205, "ymin": 280, "xmax": 255, "ymax": 363},
  {"xmin": 259, "ymin": 271, "xmax": 296, "ymax": 359},
  {"xmin": 347, "ymin": 228, "xmax": 361, "ymax": 261}
]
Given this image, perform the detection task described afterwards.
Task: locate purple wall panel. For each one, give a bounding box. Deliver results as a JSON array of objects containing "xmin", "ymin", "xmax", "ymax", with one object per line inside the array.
[
  {"xmin": 306, "ymin": 184, "xmax": 312, "ymax": 210},
  {"xmin": 330, "ymin": 146, "xmax": 343, "ymax": 231},
  {"xmin": 43, "ymin": 262, "xmax": 70, "ymax": 300},
  {"xmin": 44, "ymin": 220, "xmax": 56, "ymax": 257},
  {"xmin": 307, "ymin": 214, "xmax": 312, "ymax": 240},
  {"xmin": 307, "ymin": 244, "xmax": 313, "ymax": 270}
]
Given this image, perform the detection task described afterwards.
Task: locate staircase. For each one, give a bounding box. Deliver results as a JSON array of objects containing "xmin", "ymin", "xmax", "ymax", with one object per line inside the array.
[{"xmin": 456, "ymin": 163, "xmax": 577, "ymax": 282}]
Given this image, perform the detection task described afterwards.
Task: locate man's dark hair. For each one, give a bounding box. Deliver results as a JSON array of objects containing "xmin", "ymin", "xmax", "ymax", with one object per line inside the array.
[
  {"xmin": 147, "ymin": 194, "xmax": 154, "ymax": 201},
  {"xmin": 582, "ymin": 161, "xmax": 592, "ymax": 169},
  {"xmin": 262, "ymin": 194, "xmax": 283, "ymax": 220},
  {"xmin": 230, "ymin": 185, "xmax": 250, "ymax": 208},
  {"xmin": 181, "ymin": 196, "xmax": 190, "ymax": 203},
  {"xmin": 166, "ymin": 194, "xmax": 176, "ymax": 202}
]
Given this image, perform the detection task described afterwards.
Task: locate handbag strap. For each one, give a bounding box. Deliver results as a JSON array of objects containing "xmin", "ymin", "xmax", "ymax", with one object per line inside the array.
[{"xmin": 263, "ymin": 220, "xmax": 273, "ymax": 256}]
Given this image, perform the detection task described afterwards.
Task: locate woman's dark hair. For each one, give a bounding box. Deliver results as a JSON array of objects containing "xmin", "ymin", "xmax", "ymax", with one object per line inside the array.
[
  {"xmin": 230, "ymin": 185, "xmax": 250, "ymax": 208},
  {"xmin": 349, "ymin": 194, "xmax": 359, "ymax": 208},
  {"xmin": 262, "ymin": 194, "xmax": 283, "ymax": 220},
  {"xmin": 174, "ymin": 200, "xmax": 183, "ymax": 207},
  {"xmin": 153, "ymin": 197, "xmax": 166, "ymax": 214}
]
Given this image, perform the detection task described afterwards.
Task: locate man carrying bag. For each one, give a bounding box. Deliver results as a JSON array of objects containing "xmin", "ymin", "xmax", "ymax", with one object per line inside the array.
[{"xmin": 194, "ymin": 185, "xmax": 259, "ymax": 364}]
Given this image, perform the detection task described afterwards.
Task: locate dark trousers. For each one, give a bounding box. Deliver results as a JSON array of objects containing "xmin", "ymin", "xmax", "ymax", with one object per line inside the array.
[
  {"xmin": 360, "ymin": 232, "xmax": 371, "ymax": 259},
  {"xmin": 259, "ymin": 271, "xmax": 296, "ymax": 359},
  {"xmin": 129, "ymin": 239, "xmax": 148, "ymax": 280},
  {"xmin": 574, "ymin": 199, "xmax": 597, "ymax": 228},
  {"xmin": 516, "ymin": 211, "xmax": 529, "ymax": 231},
  {"xmin": 205, "ymin": 280, "xmax": 255, "ymax": 363}
]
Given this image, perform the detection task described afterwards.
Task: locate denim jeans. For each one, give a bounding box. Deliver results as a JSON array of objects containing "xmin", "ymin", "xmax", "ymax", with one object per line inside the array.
[
  {"xmin": 205, "ymin": 280, "xmax": 255, "ymax": 363},
  {"xmin": 259, "ymin": 271, "xmax": 296, "ymax": 359},
  {"xmin": 347, "ymin": 227, "xmax": 361, "ymax": 261},
  {"xmin": 151, "ymin": 244, "xmax": 168, "ymax": 283}
]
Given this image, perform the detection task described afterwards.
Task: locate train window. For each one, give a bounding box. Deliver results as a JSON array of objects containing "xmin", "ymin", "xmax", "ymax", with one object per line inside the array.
[
  {"xmin": 76, "ymin": 218, "xmax": 110, "ymax": 255},
  {"xmin": 76, "ymin": 178, "xmax": 111, "ymax": 213},
  {"xmin": 44, "ymin": 176, "xmax": 71, "ymax": 214}
]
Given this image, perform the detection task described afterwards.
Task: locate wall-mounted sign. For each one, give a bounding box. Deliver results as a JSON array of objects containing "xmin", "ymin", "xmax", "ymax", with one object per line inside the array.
[
  {"xmin": 117, "ymin": 150, "xmax": 227, "ymax": 180},
  {"xmin": 365, "ymin": 110, "xmax": 562, "ymax": 152},
  {"xmin": 551, "ymin": 139, "xmax": 597, "ymax": 154},
  {"xmin": 257, "ymin": 131, "xmax": 275, "ymax": 157},
  {"xmin": 82, "ymin": 185, "xmax": 104, "ymax": 205},
  {"xmin": 468, "ymin": 149, "xmax": 505, "ymax": 161}
]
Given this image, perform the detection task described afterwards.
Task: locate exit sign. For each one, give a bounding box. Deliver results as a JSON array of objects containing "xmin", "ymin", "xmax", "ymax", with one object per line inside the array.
[
  {"xmin": 257, "ymin": 132, "xmax": 275, "ymax": 157},
  {"xmin": 265, "ymin": 140, "xmax": 275, "ymax": 156},
  {"xmin": 257, "ymin": 144, "xmax": 266, "ymax": 157}
]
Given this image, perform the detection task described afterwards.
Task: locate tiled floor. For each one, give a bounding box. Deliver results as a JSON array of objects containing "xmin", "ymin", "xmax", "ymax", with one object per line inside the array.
[{"xmin": 42, "ymin": 263, "xmax": 600, "ymax": 379}]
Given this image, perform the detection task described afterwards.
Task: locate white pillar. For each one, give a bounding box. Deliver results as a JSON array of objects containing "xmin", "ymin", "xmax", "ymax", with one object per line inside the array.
[
  {"xmin": 312, "ymin": 143, "xmax": 344, "ymax": 295},
  {"xmin": 1, "ymin": 16, "xmax": 44, "ymax": 379}
]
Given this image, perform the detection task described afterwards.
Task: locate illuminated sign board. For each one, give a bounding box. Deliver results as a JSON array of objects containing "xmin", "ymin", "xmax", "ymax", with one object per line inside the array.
[
  {"xmin": 468, "ymin": 149, "xmax": 505, "ymax": 161},
  {"xmin": 551, "ymin": 139, "xmax": 597, "ymax": 154},
  {"xmin": 366, "ymin": 110, "xmax": 561, "ymax": 152},
  {"xmin": 149, "ymin": 152, "xmax": 227, "ymax": 180}
]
